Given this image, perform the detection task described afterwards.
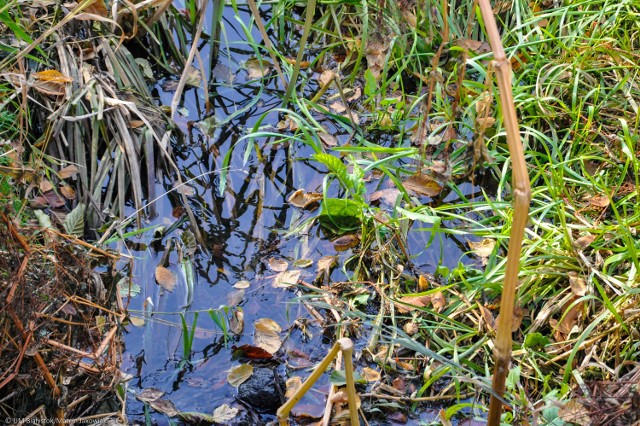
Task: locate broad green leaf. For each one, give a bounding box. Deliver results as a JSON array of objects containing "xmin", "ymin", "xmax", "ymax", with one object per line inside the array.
[{"xmin": 63, "ymin": 203, "xmax": 86, "ymax": 236}]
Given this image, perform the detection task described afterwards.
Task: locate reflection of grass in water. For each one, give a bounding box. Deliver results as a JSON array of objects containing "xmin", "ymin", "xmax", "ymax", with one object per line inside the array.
[{"xmin": 229, "ymin": 0, "xmax": 640, "ymax": 424}]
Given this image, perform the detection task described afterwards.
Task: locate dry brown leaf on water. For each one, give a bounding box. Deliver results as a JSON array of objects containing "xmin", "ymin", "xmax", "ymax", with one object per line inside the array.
[
  {"xmin": 155, "ymin": 265, "xmax": 176, "ymax": 292},
  {"xmin": 285, "ymin": 376, "xmax": 303, "ymax": 399},
  {"xmin": 431, "ymin": 291, "xmax": 446, "ymax": 313},
  {"xmin": 362, "ymin": 367, "xmax": 381, "ymax": 382},
  {"xmin": 254, "ymin": 318, "xmax": 282, "ymax": 354},
  {"xmin": 226, "ymin": 289, "xmax": 245, "ymax": 307},
  {"xmin": 212, "ymin": 404, "xmax": 239, "ymax": 424},
  {"xmin": 589, "ymin": 195, "xmax": 610, "ymax": 208},
  {"xmin": 267, "ymin": 257, "xmax": 289, "ymax": 272},
  {"xmin": 245, "ymin": 58, "xmax": 272, "ymax": 79},
  {"xmin": 396, "ymin": 295, "xmax": 431, "ymax": 313},
  {"xmin": 227, "ymin": 364, "xmax": 253, "ymax": 387},
  {"xmin": 568, "ymin": 272, "xmax": 587, "ymax": 297},
  {"xmin": 137, "ymin": 388, "xmax": 165, "ymax": 403},
  {"xmin": 558, "ymin": 399, "xmax": 591, "ymax": 426},
  {"xmin": 333, "ymin": 234, "xmax": 359, "ymax": 251},
  {"xmin": 150, "ymin": 399, "xmax": 179, "ymax": 417},
  {"xmin": 370, "ymin": 188, "xmax": 400, "ymax": 205},
  {"xmin": 318, "ymin": 132, "xmax": 338, "ymax": 147},
  {"xmin": 318, "ymin": 69, "xmax": 336, "ymax": 87},
  {"xmin": 233, "ymin": 280, "xmax": 250, "ymax": 289},
  {"xmin": 58, "ymin": 165, "xmax": 79, "ymax": 179},
  {"xmin": 285, "ymin": 58, "xmax": 311, "ymax": 68},
  {"xmin": 574, "ymin": 233, "xmax": 595, "ymax": 250},
  {"xmin": 229, "ymin": 309, "xmax": 244, "ymax": 335},
  {"xmin": 287, "ymin": 189, "xmax": 323, "ymax": 209},
  {"xmin": 454, "ymin": 39, "xmax": 492, "ymax": 54},
  {"xmin": 329, "ymin": 100, "xmax": 347, "ymax": 114},
  {"xmin": 273, "ymin": 269, "xmax": 301, "ymax": 288},
  {"xmin": 403, "ymin": 173, "xmax": 443, "ymax": 197},
  {"xmin": 173, "ymin": 181, "xmax": 195, "ymax": 196},
  {"xmin": 317, "ymin": 255, "xmax": 338, "ymax": 278}
]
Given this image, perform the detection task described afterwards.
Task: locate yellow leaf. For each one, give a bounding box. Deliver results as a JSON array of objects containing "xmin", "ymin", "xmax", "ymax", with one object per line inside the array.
[
  {"xmin": 227, "ymin": 364, "xmax": 253, "ymax": 387},
  {"xmin": 33, "ymin": 70, "xmax": 73, "ymax": 83}
]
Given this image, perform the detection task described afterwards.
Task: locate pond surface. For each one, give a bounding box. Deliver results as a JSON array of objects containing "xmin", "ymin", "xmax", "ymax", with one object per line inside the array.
[{"xmin": 117, "ymin": 3, "xmax": 484, "ymax": 424}]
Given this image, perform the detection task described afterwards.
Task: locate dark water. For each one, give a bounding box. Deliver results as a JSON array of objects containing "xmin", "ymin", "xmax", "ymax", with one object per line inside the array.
[{"xmin": 118, "ymin": 3, "xmax": 484, "ymax": 424}]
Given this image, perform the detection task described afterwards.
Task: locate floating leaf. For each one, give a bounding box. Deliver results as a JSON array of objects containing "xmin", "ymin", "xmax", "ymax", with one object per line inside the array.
[
  {"xmin": 150, "ymin": 399, "xmax": 179, "ymax": 417},
  {"xmin": 317, "ymin": 256, "xmax": 338, "ymax": 272},
  {"xmin": 175, "ymin": 182, "xmax": 196, "ymax": 197},
  {"xmin": 245, "ymin": 58, "xmax": 272, "ymax": 79},
  {"xmin": 403, "ymin": 173, "xmax": 443, "ymax": 197},
  {"xmin": 229, "ymin": 309, "xmax": 244, "ymax": 335},
  {"xmin": 233, "ymin": 344, "xmax": 273, "ymax": 359},
  {"xmin": 155, "ymin": 265, "xmax": 176, "ymax": 292},
  {"xmin": 293, "ymin": 259, "xmax": 313, "ymax": 268},
  {"xmin": 468, "ymin": 238, "xmax": 496, "ymax": 265},
  {"xmin": 273, "ymin": 270, "xmax": 301, "ymax": 288},
  {"xmin": 177, "ymin": 412, "xmax": 215, "ymax": 423},
  {"xmin": 333, "ymin": 234, "xmax": 359, "ymax": 251},
  {"xmin": 129, "ymin": 316, "xmax": 145, "ymax": 327},
  {"xmin": 137, "ymin": 388, "xmax": 164, "ymax": 403},
  {"xmin": 268, "ymin": 258, "xmax": 289, "ymax": 272},
  {"xmin": 226, "ymin": 289, "xmax": 245, "ymax": 307},
  {"xmin": 318, "ymin": 69, "xmax": 335, "ymax": 87},
  {"xmin": 227, "ymin": 364, "xmax": 253, "ymax": 387},
  {"xmin": 318, "ymin": 132, "xmax": 338, "ymax": 147},
  {"xmin": 285, "ymin": 376, "xmax": 303, "ymax": 399},
  {"xmin": 212, "ymin": 404, "xmax": 239, "ymax": 424},
  {"xmin": 288, "ymin": 189, "xmax": 323, "ymax": 209},
  {"xmin": 63, "ymin": 203, "xmax": 86, "ymax": 236},
  {"xmin": 370, "ymin": 188, "xmax": 400, "ymax": 205},
  {"xmin": 181, "ymin": 230, "xmax": 197, "ymax": 257},
  {"xmin": 254, "ymin": 318, "xmax": 282, "ymax": 354},
  {"xmin": 233, "ymin": 280, "xmax": 250, "ymax": 289}
]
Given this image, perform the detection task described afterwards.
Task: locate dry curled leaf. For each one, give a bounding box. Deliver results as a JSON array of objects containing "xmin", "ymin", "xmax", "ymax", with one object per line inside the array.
[
  {"xmin": 288, "ymin": 189, "xmax": 323, "ymax": 209},
  {"xmin": 155, "ymin": 265, "xmax": 176, "ymax": 292},
  {"xmin": 569, "ymin": 272, "xmax": 587, "ymax": 296},
  {"xmin": 227, "ymin": 364, "xmax": 253, "ymax": 387},
  {"xmin": 396, "ymin": 295, "xmax": 431, "ymax": 313},
  {"xmin": 431, "ymin": 291, "xmax": 446, "ymax": 313},
  {"xmin": 33, "ymin": 69, "xmax": 73, "ymax": 83},
  {"xmin": 403, "ymin": 173, "xmax": 443, "ymax": 197},
  {"xmin": 574, "ymin": 233, "xmax": 595, "ymax": 250},
  {"xmin": 273, "ymin": 270, "xmax": 301, "ymax": 288},
  {"xmin": 58, "ymin": 165, "xmax": 79, "ymax": 179},
  {"xmin": 333, "ymin": 234, "xmax": 359, "ymax": 251}
]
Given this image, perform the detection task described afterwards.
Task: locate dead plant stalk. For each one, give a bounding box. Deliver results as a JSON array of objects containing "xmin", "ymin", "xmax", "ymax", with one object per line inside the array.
[{"xmin": 476, "ymin": 0, "xmax": 531, "ymax": 424}]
